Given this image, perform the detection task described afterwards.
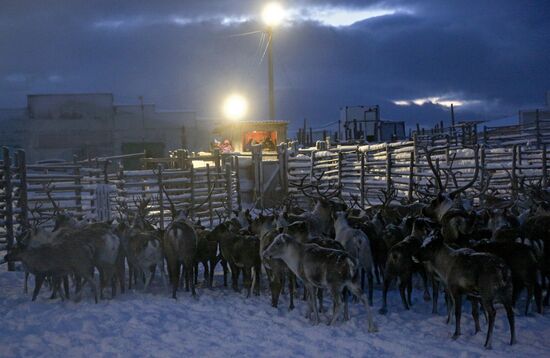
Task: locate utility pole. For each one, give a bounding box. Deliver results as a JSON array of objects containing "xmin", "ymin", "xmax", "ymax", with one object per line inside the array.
[
  {"xmin": 139, "ymin": 95, "xmax": 145, "ymax": 143},
  {"xmin": 267, "ymin": 28, "xmax": 275, "ymax": 121}
]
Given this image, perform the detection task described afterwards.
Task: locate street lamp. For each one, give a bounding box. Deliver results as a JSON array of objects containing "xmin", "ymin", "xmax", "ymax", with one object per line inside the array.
[
  {"xmin": 262, "ymin": 2, "xmax": 284, "ymax": 121},
  {"xmin": 222, "ymin": 93, "xmax": 249, "ymax": 121}
]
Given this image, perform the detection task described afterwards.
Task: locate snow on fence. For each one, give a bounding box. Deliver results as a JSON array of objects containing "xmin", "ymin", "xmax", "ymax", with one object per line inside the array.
[
  {"xmin": 0, "ymin": 147, "xmax": 241, "ymax": 271},
  {"xmin": 286, "ymin": 140, "xmax": 549, "ymax": 207}
]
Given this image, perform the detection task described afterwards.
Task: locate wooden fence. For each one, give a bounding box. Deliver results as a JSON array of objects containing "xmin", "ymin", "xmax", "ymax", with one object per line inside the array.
[
  {"xmin": 285, "ymin": 140, "xmax": 549, "ymax": 207},
  {"xmin": 1, "ymin": 147, "xmax": 241, "ymax": 271}
]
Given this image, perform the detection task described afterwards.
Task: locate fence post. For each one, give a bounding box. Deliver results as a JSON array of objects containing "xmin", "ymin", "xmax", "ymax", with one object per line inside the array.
[
  {"xmin": 512, "ymin": 145, "xmax": 518, "ymax": 200},
  {"xmin": 225, "ymin": 163, "xmax": 233, "ymax": 220},
  {"xmin": 251, "ymin": 143, "xmax": 263, "ymax": 208},
  {"xmin": 277, "ymin": 143, "xmax": 289, "ymax": 196},
  {"xmin": 157, "ymin": 164, "xmax": 164, "ymax": 231},
  {"xmin": 543, "ymin": 145, "xmax": 548, "ymax": 188},
  {"xmin": 16, "ymin": 150, "xmax": 29, "ymax": 230},
  {"xmin": 480, "ymin": 145, "xmax": 486, "ymax": 204},
  {"xmin": 2, "ymin": 147, "xmax": 14, "ymax": 271},
  {"xmin": 204, "ymin": 164, "xmax": 213, "ymax": 227},
  {"xmin": 360, "ymin": 151, "xmax": 366, "ymax": 208},
  {"xmin": 535, "ymin": 109, "xmax": 541, "ymax": 149},
  {"xmin": 117, "ymin": 163, "xmax": 125, "ymax": 219},
  {"xmin": 337, "ymin": 151, "xmax": 344, "ymax": 190},
  {"xmin": 385, "ymin": 144, "xmax": 392, "ymax": 192},
  {"xmin": 408, "ymin": 151, "xmax": 415, "ymax": 202},
  {"xmin": 190, "ymin": 165, "xmax": 195, "ymax": 217},
  {"xmin": 234, "ymin": 156, "xmax": 242, "ymax": 209},
  {"xmin": 73, "ymin": 155, "xmax": 82, "ymax": 219}
]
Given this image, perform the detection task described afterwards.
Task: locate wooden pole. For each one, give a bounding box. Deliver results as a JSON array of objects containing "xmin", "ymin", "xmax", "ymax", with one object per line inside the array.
[
  {"xmin": 535, "ymin": 109, "xmax": 541, "ymax": 149},
  {"xmin": 157, "ymin": 164, "xmax": 165, "ymax": 230},
  {"xmin": 512, "ymin": 145, "xmax": 518, "ymax": 200},
  {"xmin": 2, "ymin": 147, "xmax": 15, "ymax": 271},
  {"xmin": 385, "ymin": 144, "xmax": 392, "ymax": 193},
  {"xmin": 73, "ymin": 155, "xmax": 82, "ymax": 219},
  {"xmin": 206, "ymin": 164, "xmax": 213, "ymax": 227},
  {"xmin": 234, "ymin": 156, "xmax": 242, "ymax": 209},
  {"xmin": 408, "ymin": 151, "xmax": 415, "ymax": 202},
  {"xmin": 337, "ymin": 151, "xmax": 344, "ymax": 190},
  {"xmin": 225, "ymin": 163, "xmax": 233, "ymax": 221},
  {"xmin": 190, "ymin": 165, "xmax": 195, "ymax": 217},
  {"xmin": 16, "ymin": 150, "xmax": 29, "ymax": 230},
  {"xmin": 543, "ymin": 145, "xmax": 548, "ymax": 187},
  {"xmin": 360, "ymin": 151, "xmax": 366, "ymax": 208}
]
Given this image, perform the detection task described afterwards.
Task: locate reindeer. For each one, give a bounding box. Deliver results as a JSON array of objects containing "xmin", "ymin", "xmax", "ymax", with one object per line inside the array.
[
  {"xmin": 414, "ymin": 231, "xmax": 515, "ymax": 349},
  {"xmin": 263, "ymin": 233, "xmax": 377, "ymax": 331},
  {"xmin": 420, "ymin": 145, "xmax": 488, "ymax": 246},
  {"xmin": 5, "ymin": 238, "xmax": 98, "ymax": 303},
  {"xmin": 251, "ymin": 214, "xmax": 295, "ymax": 309},
  {"xmin": 379, "ymin": 218, "xmax": 432, "ymax": 314},
  {"xmin": 333, "ymin": 211, "xmax": 375, "ymax": 305},
  {"xmin": 162, "ymin": 181, "xmax": 217, "ymax": 298},
  {"xmin": 46, "ymin": 183, "xmax": 124, "ymax": 298},
  {"xmin": 287, "ymin": 172, "xmax": 343, "ymax": 237}
]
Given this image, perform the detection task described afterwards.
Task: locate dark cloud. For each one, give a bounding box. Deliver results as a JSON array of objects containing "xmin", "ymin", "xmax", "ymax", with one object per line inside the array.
[{"xmin": 1, "ymin": 0, "xmax": 549, "ymax": 133}]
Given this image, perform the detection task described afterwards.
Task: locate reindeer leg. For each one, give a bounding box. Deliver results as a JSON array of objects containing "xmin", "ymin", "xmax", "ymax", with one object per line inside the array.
[
  {"xmin": 347, "ymin": 282, "xmax": 377, "ymax": 332},
  {"xmin": 452, "ymin": 291, "xmax": 462, "ymax": 340},
  {"xmin": 482, "ymin": 299, "xmax": 496, "ymax": 349},
  {"xmin": 63, "ymin": 276, "xmax": 70, "ymax": 299},
  {"xmin": 329, "ymin": 286, "xmax": 342, "ymax": 325},
  {"xmin": 367, "ymin": 271, "xmax": 374, "ymax": 306},
  {"xmin": 311, "ymin": 287, "xmax": 320, "ymax": 325},
  {"xmin": 406, "ymin": 275, "xmax": 413, "ymax": 307},
  {"xmin": 504, "ymin": 301, "xmax": 516, "ymax": 345},
  {"xmin": 288, "ymin": 273, "xmax": 295, "ymax": 311},
  {"xmin": 420, "ymin": 269, "xmax": 431, "ymax": 302},
  {"xmin": 189, "ymin": 262, "xmax": 196, "ymax": 297},
  {"xmin": 525, "ymin": 283, "xmax": 534, "ymax": 316},
  {"xmin": 471, "ymin": 298, "xmax": 481, "ymax": 334},
  {"xmin": 32, "ymin": 274, "xmax": 45, "ymax": 301},
  {"xmin": 432, "ymin": 279, "xmax": 439, "ymax": 314},
  {"xmin": 379, "ymin": 274, "xmax": 392, "ymax": 315},
  {"xmin": 399, "ymin": 280, "xmax": 410, "ymax": 310},
  {"xmin": 221, "ymin": 257, "xmax": 228, "ymax": 287},
  {"xmin": 24, "ymin": 271, "xmax": 29, "ymax": 294}
]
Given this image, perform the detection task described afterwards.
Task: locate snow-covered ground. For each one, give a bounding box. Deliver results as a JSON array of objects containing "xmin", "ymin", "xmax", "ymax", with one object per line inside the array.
[{"xmin": 0, "ymin": 270, "xmax": 549, "ymax": 358}]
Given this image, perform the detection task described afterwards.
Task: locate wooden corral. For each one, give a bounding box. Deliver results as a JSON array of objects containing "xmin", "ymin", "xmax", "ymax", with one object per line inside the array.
[{"xmin": 1, "ymin": 147, "xmax": 241, "ymax": 271}]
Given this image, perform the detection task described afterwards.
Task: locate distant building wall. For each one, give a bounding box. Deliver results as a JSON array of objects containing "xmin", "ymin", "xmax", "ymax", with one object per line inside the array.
[{"xmin": 0, "ymin": 94, "xmax": 213, "ymax": 163}]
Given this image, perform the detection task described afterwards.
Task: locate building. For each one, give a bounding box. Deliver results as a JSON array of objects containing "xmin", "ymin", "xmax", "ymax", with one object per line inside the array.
[
  {"xmin": 340, "ymin": 105, "xmax": 406, "ymax": 142},
  {"xmin": 0, "ymin": 93, "xmax": 214, "ymax": 163},
  {"xmin": 213, "ymin": 121, "xmax": 288, "ymax": 152}
]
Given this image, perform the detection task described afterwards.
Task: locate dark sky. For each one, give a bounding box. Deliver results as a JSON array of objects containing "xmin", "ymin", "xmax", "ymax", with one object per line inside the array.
[{"xmin": 1, "ymin": 0, "xmax": 549, "ymax": 131}]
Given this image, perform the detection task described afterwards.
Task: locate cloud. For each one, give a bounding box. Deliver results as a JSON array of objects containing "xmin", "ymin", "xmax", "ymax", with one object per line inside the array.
[{"xmin": 0, "ymin": 0, "xmax": 548, "ymax": 132}]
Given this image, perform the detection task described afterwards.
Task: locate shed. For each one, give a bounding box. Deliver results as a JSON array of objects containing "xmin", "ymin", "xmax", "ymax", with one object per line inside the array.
[{"xmin": 214, "ymin": 121, "xmax": 288, "ymax": 152}]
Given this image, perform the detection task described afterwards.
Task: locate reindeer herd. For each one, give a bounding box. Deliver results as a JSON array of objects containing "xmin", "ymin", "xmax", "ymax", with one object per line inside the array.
[{"xmin": 3, "ymin": 146, "xmax": 550, "ymax": 349}]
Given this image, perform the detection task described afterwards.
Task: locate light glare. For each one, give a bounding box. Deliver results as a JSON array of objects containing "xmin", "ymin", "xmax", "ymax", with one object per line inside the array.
[
  {"xmin": 262, "ymin": 2, "xmax": 285, "ymax": 27},
  {"xmin": 222, "ymin": 94, "xmax": 249, "ymax": 121}
]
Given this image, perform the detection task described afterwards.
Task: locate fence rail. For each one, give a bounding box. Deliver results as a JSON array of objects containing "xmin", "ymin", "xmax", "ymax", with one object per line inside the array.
[
  {"xmin": 1, "ymin": 147, "xmax": 241, "ymax": 271},
  {"xmin": 285, "ymin": 140, "xmax": 548, "ymax": 207}
]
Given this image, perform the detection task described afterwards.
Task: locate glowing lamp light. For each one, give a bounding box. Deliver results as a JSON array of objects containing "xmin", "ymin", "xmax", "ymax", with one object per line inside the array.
[
  {"xmin": 262, "ymin": 2, "xmax": 285, "ymax": 27},
  {"xmin": 222, "ymin": 94, "xmax": 249, "ymax": 121}
]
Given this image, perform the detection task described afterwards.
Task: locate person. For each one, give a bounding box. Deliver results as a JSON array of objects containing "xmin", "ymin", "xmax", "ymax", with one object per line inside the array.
[
  {"xmin": 220, "ymin": 139, "xmax": 233, "ymax": 153},
  {"xmin": 263, "ymin": 136, "xmax": 275, "ymax": 151}
]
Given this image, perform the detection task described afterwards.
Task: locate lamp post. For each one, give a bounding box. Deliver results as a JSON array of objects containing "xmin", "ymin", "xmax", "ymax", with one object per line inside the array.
[{"xmin": 262, "ymin": 2, "xmax": 284, "ymax": 121}]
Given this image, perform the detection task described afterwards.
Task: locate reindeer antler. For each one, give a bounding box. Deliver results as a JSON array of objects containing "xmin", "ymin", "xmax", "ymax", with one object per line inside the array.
[{"xmin": 43, "ymin": 182, "xmax": 62, "ymax": 214}]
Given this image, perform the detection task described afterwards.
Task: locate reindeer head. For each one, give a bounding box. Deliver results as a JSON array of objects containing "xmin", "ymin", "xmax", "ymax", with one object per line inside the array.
[
  {"xmin": 250, "ymin": 214, "xmax": 275, "ymax": 235},
  {"xmin": 286, "ymin": 221, "xmax": 309, "ymax": 242},
  {"xmin": 420, "ymin": 145, "xmax": 482, "ymax": 222},
  {"xmin": 414, "ymin": 230, "xmax": 444, "ymax": 263},
  {"xmin": 262, "ymin": 233, "xmax": 294, "ymax": 261}
]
